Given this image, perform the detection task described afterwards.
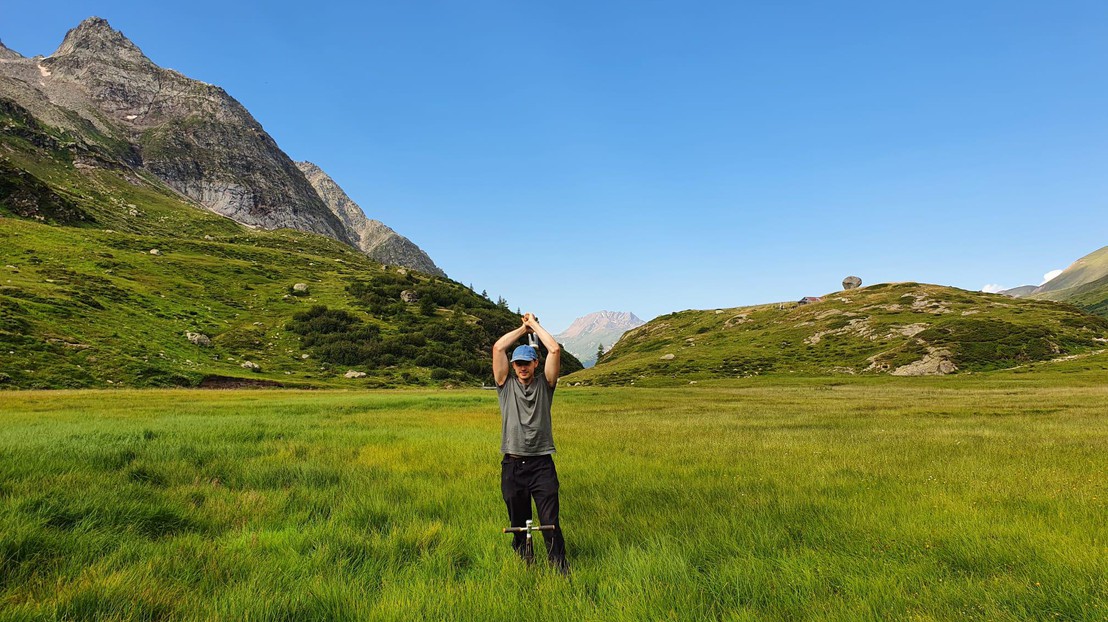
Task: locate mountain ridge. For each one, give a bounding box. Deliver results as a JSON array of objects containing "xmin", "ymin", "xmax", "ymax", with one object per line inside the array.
[
  {"xmin": 295, "ymin": 161, "xmax": 445, "ymax": 277},
  {"xmin": 0, "ymin": 17, "xmax": 441, "ymax": 275},
  {"xmin": 1031, "ymin": 246, "xmax": 1108, "ymax": 296}
]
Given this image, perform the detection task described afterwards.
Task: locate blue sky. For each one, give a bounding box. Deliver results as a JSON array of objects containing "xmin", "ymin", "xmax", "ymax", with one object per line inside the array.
[{"xmin": 5, "ymin": 1, "xmax": 1107, "ymax": 332}]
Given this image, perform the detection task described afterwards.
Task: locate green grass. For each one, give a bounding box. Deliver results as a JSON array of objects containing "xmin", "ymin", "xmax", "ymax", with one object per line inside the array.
[
  {"xmin": 1, "ymin": 376, "xmax": 1104, "ymax": 620},
  {"xmin": 1034, "ymin": 273, "xmax": 1108, "ymax": 319}
]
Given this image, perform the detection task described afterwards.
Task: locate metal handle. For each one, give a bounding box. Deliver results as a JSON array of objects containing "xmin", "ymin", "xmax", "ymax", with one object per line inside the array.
[{"xmin": 502, "ymin": 524, "xmax": 557, "ymax": 533}]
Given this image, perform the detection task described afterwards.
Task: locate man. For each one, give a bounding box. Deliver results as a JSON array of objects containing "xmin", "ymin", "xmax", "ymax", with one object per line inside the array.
[{"xmin": 492, "ymin": 312, "xmax": 567, "ymax": 572}]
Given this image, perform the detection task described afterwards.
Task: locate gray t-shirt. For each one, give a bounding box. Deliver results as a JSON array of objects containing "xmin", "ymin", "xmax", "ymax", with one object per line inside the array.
[{"xmin": 497, "ymin": 373, "xmax": 556, "ymax": 456}]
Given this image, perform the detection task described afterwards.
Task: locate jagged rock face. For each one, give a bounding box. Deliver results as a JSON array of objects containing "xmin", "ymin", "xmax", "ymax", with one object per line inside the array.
[
  {"xmin": 0, "ymin": 17, "xmax": 356, "ymax": 246},
  {"xmin": 296, "ymin": 161, "xmax": 446, "ymax": 277}
]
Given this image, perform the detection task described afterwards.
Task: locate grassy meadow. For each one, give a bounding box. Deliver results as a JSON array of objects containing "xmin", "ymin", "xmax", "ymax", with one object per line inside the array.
[{"xmin": 0, "ymin": 376, "xmax": 1105, "ymax": 621}]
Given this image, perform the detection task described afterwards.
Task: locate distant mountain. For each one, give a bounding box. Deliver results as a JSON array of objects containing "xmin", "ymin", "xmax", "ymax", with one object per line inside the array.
[
  {"xmin": 0, "ymin": 17, "xmax": 440, "ymax": 275},
  {"xmin": 555, "ymin": 311, "xmax": 644, "ymax": 367},
  {"xmin": 563, "ymin": 283, "xmax": 1108, "ymax": 385},
  {"xmin": 998, "ymin": 285, "xmax": 1037, "ymax": 297}
]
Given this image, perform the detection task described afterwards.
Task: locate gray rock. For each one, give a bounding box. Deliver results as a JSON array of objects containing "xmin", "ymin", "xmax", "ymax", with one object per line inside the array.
[
  {"xmin": 296, "ymin": 161, "xmax": 446, "ymax": 277},
  {"xmin": 292, "ymin": 283, "xmax": 309, "ymax": 293},
  {"xmin": 185, "ymin": 332, "xmax": 211, "ymax": 347},
  {"xmin": 400, "ymin": 289, "xmax": 419, "ymax": 303},
  {"xmin": 0, "ymin": 40, "xmax": 24, "ymax": 61},
  {"xmin": 890, "ymin": 349, "xmax": 958, "ymax": 376},
  {"xmin": 149, "ymin": 248, "xmax": 160, "ymax": 255},
  {"xmin": 344, "ymin": 370, "xmax": 366, "ymax": 378},
  {"xmin": 842, "ymin": 276, "xmax": 862, "ymax": 290},
  {"xmin": 660, "ymin": 353, "xmax": 675, "ymax": 360},
  {"xmin": 240, "ymin": 360, "xmax": 260, "ymax": 371}
]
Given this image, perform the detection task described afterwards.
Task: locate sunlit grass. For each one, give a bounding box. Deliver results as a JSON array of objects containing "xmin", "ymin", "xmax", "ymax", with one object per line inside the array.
[{"xmin": 0, "ymin": 379, "xmax": 1105, "ymax": 620}]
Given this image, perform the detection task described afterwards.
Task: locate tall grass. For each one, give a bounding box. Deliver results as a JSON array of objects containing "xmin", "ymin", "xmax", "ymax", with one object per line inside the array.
[{"xmin": 0, "ymin": 379, "xmax": 1104, "ymax": 620}]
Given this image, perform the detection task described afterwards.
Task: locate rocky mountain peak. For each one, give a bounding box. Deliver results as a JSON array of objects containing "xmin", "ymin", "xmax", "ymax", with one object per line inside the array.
[
  {"xmin": 52, "ymin": 17, "xmax": 150, "ymax": 65},
  {"xmin": 559, "ymin": 311, "xmax": 644, "ymax": 339},
  {"xmin": 555, "ymin": 311, "xmax": 646, "ymax": 368},
  {"xmin": 1, "ymin": 18, "xmax": 447, "ymax": 279}
]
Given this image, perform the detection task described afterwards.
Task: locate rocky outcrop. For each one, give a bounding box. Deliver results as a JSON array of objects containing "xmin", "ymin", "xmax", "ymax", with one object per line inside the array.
[
  {"xmin": 296, "ymin": 161, "xmax": 446, "ymax": 277},
  {"xmin": 890, "ymin": 348, "xmax": 958, "ymax": 376}
]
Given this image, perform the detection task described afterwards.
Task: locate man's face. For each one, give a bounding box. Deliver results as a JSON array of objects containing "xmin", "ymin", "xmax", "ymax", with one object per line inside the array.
[{"xmin": 513, "ymin": 359, "xmax": 538, "ymax": 383}]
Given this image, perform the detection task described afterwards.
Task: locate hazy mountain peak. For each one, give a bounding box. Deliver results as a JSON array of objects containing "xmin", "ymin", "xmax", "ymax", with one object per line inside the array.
[
  {"xmin": 555, "ymin": 311, "xmax": 645, "ymax": 367},
  {"xmin": 52, "ymin": 17, "xmax": 150, "ymax": 64},
  {"xmin": 559, "ymin": 311, "xmax": 644, "ymax": 339}
]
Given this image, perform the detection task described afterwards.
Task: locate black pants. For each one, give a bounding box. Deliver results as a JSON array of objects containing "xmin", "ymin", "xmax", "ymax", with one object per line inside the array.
[{"xmin": 501, "ymin": 454, "xmax": 567, "ymax": 568}]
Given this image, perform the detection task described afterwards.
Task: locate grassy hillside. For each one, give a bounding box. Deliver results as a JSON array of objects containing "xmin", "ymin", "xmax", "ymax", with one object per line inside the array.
[
  {"xmin": 1043, "ymin": 275, "xmax": 1108, "ymax": 318},
  {"xmin": 1030, "ymin": 272, "xmax": 1108, "ymax": 321},
  {"xmin": 0, "ymin": 382, "xmax": 1104, "ymax": 619},
  {"xmin": 1021, "ymin": 246, "xmax": 1108, "ymax": 319},
  {"xmin": 567, "ymin": 283, "xmax": 1108, "ymax": 386},
  {"xmin": 1034, "ymin": 245, "xmax": 1108, "ymax": 295},
  {"xmin": 0, "ymin": 100, "xmax": 581, "ymax": 389}
]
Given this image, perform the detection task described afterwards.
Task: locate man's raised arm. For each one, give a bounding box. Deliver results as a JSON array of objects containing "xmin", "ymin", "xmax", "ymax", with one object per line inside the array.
[
  {"xmin": 523, "ymin": 313, "xmax": 561, "ymax": 387},
  {"xmin": 493, "ymin": 322, "xmax": 529, "ymax": 387}
]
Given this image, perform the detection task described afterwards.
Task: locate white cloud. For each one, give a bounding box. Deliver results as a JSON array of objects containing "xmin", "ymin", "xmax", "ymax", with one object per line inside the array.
[
  {"xmin": 1041, "ymin": 269, "xmax": 1063, "ymax": 285},
  {"xmin": 981, "ymin": 284, "xmax": 1005, "ymax": 293}
]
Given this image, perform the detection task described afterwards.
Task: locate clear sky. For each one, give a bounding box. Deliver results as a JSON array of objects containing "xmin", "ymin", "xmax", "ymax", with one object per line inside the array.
[{"xmin": 5, "ymin": 1, "xmax": 1107, "ymax": 333}]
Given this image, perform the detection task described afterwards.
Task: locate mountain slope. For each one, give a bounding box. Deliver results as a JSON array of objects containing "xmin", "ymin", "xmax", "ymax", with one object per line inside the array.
[
  {"xmin": 1025, "ymin": 246, "xmax": 1108, "ymax": 318},
  {"xmin": 0, "ymin": 18, "xmax": 354, "ymax": 244},
  {"xmin": 0, "ymin": 17, "xmax": 442, "ymax": 276},
  {"xmin": 564, "ymin": 283, "xmax": 1108, "ymax": 385},
  {"xmin": 555, "ymin": 311, "xmax": 644, "ymax": 367},
  {"xmin": 0, "ymin": 99, "xmax": 581, "ymax": 389},
  {"xmin": 1035, "ymin": 274, "xmax": 1108, "ymax": 319},
  {"xmin": 1033, "ymin": 246, "xmax": 1108, "ymax": 295},
  {"xmin": 295, "ymin": 162, "xmax": 445, "ymax": 277}
]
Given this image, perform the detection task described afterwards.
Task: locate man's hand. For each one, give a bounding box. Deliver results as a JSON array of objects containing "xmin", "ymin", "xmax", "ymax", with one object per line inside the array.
[{"xmin": 521, "ymin": 312, "xmax": 560, "ymax": 387}]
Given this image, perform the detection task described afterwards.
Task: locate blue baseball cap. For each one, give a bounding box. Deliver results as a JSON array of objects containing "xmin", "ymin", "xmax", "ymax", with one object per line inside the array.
[{"xmin": 510, "ymin": 345, "xmax": 539, "ymax": 362}]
